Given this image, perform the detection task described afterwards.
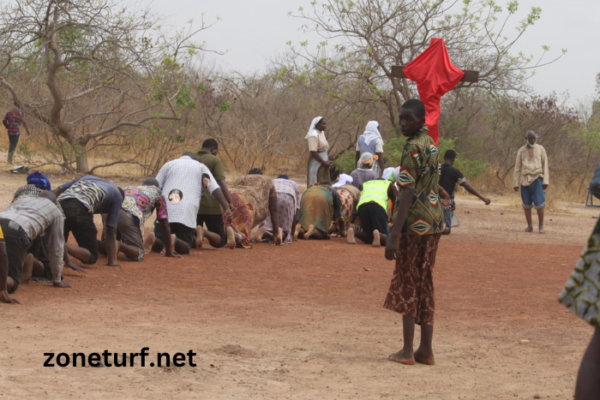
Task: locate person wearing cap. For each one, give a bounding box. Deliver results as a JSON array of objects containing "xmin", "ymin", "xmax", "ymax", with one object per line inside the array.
[
  {"xmin": 350, "ymin": 152, "xmax": 379, "ymax": 191},
  {"xmin": 355, "ymin": 121, "xmax": 385, "ymax": 177},
  {"xmin": 513, "ymin": 130, "xmax": 549, "ymax": 233}
]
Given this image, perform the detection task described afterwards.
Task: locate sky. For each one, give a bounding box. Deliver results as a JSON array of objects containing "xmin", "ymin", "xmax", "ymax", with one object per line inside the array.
[{"xmin": 143, "ymin": 0, "xmax": 600, "ymax": 102}]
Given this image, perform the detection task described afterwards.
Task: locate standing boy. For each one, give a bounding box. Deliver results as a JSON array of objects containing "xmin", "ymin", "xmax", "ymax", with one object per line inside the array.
[
  {"xmin": 513, "ymin": 130, "xmax": 549, "ymax": 233},
  {"xmin": 3, "ymin": 104, "xmax": 29, "ymax": 164},
  {"xmin": 384, "ymin": 99, "xmax": 443, "ymax": 366},
  {"xmin": 439, "ymin": 150, "xmax": 490, "ymax": 234}
]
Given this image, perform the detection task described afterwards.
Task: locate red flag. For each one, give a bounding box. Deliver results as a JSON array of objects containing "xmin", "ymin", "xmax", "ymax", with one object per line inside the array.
[{"xmin": 402, "ymin": 38, "xmax": 464, "ymax": 144}]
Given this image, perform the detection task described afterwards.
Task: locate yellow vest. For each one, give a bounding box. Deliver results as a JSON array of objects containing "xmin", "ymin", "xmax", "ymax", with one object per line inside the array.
[{"xmin": 357, "ymin": 180, "xmax": 390, "ymax": 212}]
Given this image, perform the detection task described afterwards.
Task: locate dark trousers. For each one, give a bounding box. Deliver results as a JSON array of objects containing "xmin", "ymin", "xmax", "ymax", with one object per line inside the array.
[
  {"xmin": 7, "ymin": 135, "xmax": 19, "ymax": 163},
  {"xmin": 154, "ymin": 221, "xmax": 194, "ymax": 254},
  {"xmin": 60, "ymin": 198, "xmax": 99, "ymax": 265},
  {"xmin": 197, "ymin": 214, "xmax": 226, "ymax": 248},
  {"xmin": 0, "ymin": 218, "xmax": 32, "ymax": 293}
]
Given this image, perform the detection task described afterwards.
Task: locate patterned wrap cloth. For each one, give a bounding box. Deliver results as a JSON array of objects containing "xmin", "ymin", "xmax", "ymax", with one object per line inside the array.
[
  {"xmin": 559, "ymin": 219, "xmax": 600, "ymax": 328},
  {"xmin": 297, "ymin": 184, "xmax": 342, "ymax": 237},
  {"xmin": 224, "ymin": 192, "xmax": 254, "ymax": 249}
]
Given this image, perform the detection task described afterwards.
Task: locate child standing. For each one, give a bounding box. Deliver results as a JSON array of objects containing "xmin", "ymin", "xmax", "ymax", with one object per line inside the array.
[{"xmin": 383, "ymin": 99, "xmax": 443, "ymax": 365}]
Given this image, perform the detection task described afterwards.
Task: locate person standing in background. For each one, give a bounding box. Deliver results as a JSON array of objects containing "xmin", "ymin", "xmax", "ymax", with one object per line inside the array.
[
  {"xmin": 355, "ymin": 121, "xmax": 385, "ymax": 177},
  {"xmin": 3, "ymin": 104, "xmax": 29, "ymax": 164},
  {"xmin": 306, "ymin": 117, "xmax": 331, "ymax": 187},
  {"xmin": 513, "ymin": 130, "xmax": 549, "ymax": 233}
]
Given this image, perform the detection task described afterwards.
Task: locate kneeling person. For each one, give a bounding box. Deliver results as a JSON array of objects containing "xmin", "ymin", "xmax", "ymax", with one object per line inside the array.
[
  {"xmin": 0, "ymin": 192, "xmax": 71, "ymax": 294},
  {"xmin": 54, "ymin": 175, "xmax": 123, "ymax": 267},
  {"xmin": 347, "ymin": 179, "xmax": 391, "ymax": 247},
  {"xmin": 99, "ymin": 178, "xmax": 178, "ymax": 260}
]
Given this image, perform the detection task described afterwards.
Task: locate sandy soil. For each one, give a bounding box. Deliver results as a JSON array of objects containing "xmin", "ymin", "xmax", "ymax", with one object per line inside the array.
[{"xmin": 0, "ymin": 170, "xmax": 597, "ymax": 399}]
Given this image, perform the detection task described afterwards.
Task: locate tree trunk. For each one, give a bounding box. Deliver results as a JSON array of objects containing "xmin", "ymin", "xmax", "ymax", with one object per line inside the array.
[{"xmin": 76, "ymin": 148, "xmax": 89, "ymax": 173}]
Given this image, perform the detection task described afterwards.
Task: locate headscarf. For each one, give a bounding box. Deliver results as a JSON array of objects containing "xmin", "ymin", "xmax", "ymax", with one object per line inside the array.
[
  {"xmin": 362, "ymin": 121, "xmax": 383, "ymax": 145},
  {"xmin": 382, "ymin": 167, "xmax": 395, "ymax": 181},
  {"xmin": 27, "ymin": 171, "xmax": 51, "ymax": 190},
  {"xmin": 332, "ymin": 173, "xmax": 353, "ymax": 188},
  {"xmin": 359, "ymin": 152, "xmax": 378, "ymax": 168},
  {"xmin": 305, "ymin": 116, "xmax": 324, "ymax": 139}
]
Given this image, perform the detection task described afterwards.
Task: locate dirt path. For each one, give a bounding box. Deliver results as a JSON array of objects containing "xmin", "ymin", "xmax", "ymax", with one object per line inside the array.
[{"xmin": 0, "ymin": 171, "xmax": 597, "ymax": 399}]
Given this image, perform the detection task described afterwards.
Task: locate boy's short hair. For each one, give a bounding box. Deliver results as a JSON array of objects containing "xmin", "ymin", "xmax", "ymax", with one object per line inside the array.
[
  {"xmin": 248, "ymin": 168, "xmax": 263, "ymax": 175},
  {"xmin": 444, "ymin": 150, "xmax": 457, "ymax": 161},
  {"xmin": 401, "ymin": 99, "xmax": 426, "ymax": 119},
  {"xmin": 202, "ymin": 138, "xmax": 218, "ymax": 149}
]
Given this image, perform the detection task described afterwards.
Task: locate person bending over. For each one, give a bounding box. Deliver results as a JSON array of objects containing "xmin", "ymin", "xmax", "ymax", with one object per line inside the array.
[
  {"xmin": 53, "ymin": 175, "xmax": 123, "ymax": 267},
  {"xmin": 347, "ymin": 179, "xmax": 392, "ymax": 247}
]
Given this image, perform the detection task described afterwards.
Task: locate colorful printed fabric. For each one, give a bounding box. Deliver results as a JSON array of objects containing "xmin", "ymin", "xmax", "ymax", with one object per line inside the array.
[
  {"xmin": 337, "ymin": 188, "xmax": 354, "ymax": 232},
  {"xmin": 58, "ymin": 180, "xmax": 104, "ymax": 214},
  {"xmin": 12, "ymin": 184, "xmax": 44, "ymax": 202},
  {"xmin": 122, "ymin": 185, "xmax": 168, "ymax": 238},
  {"xmin": 441, "ymin": 197, "xmax": 455, "ymax": 211},
  {"xmin": 3, "ymin": 109, "xmax": 25, "ymax": 136},
  {"xmin": 259, "ymin": 193, "xmax": 296, "ymax": 244},
  {"xmin": 225, "ymin": 192, "xmax": 254, "ymax": 249},
  {"xmin": 559, "ymin": 219, "xmax": 600, "ymax": 328},
  {"xmin": 232, "ymin": 175, "xmax": 277, "ymax": 228},
  {"xmin": 384, "ymin": 233, "xmax": 442, "ymax": 325},
  {"xmin": 297, "ymin": 185, "xmax": 334, "ymax": 236},
  {"xmin": 393, "ymin": 127, "xmax": 443, "ymax": 235}
]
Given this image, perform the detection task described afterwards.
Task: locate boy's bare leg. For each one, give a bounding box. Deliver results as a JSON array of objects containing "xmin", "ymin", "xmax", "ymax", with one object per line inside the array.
[
  {"xmin": 524, "ymin": 209, "xmax": 533, "ymax": 232},
  {"xmin": 66, "ymin": 243, "xmax": 91, "ymax": 263},
  {"xmin": 389, "ymin": 316, "xmax": 416, "ymax": 365},
  {"xmin": 32, "ymin": 258, "xmax": 45, "ymax": 277},
  {"xmin": 537, "ymin": 208, "xmax": 545, "ymax": 233},
  {"xmin": 194, "ymin": 226, "xmax": 204, "ymax": 249},
  {"xmin": 347, "ymin": 227, "xmax": 356, "ymax": 244},
  {"xmin": 144, "ymin": 233, "xmax": 155, "ymax": 253},
  {"xmin": 575, "ymin": 329, "xmax": 600, "ymax": 400},
  {"xmin": 294, "ymin": 224, "xmax": 303, "ymax": 240},
  {"xmin": 203, "ymin": 228, "xmax": 223, "ymax": 248},
  {"xmin": 304, "ymin": 225, "xmax": 326, "ymax": 240},
  {"xmin": 415, "ymin": 324, "xmax": 435, "ymax": 365},
  {"xmin": 253, "ymin": 226, "xmax": 268, "ymax": 243},
  {"xmin": 171, "ymin": 234, "xmax": 190, "ymax": 255}
]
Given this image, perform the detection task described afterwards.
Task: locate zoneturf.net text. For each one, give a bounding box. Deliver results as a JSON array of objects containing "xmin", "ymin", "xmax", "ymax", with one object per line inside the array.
[{"xmin": 43, "ymin": 348, "xmax": 197, "ymax": 368}]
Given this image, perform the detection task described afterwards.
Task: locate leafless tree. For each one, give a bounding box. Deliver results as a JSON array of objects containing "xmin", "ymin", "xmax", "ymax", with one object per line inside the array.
[{"xmin": 0, "ymin": 0, "xmax": 217, "ymax": 172}]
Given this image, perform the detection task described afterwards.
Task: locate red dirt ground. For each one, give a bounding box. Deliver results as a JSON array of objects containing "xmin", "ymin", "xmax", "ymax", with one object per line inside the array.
[{"xmin": 0, "ymin": 173, "xmax": 596, "ymax": 399}]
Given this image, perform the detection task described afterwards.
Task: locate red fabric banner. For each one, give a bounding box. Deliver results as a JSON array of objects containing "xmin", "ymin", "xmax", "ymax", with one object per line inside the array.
[{"xmin": 402, "ymin": 38, "xmax": 464, "ymax": 144}]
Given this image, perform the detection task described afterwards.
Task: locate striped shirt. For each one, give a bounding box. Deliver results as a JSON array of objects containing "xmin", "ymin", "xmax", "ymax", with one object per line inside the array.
[
  {"xmin": 58, "ymin": 175, "xmax": 123, "ymax": 227},
  {"xmin": 0, "ymin": 197, "xmax": 65, "ymax": 283},
  {"xmin": 3, "ymin": 109, "xmax": 26, "ymax": 136}
]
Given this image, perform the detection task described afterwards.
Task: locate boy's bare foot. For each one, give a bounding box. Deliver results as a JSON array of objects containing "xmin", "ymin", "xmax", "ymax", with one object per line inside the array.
[
  {"xmin": 372, "ymin": 230, "xmax": 381, "ymax": 247},
  {"xmin": 347, "ymin": 228, "xmax": 356, "ymax": 244},
  {"xmin": 293, "ymin": 224, "xmax": 302, "ymax": 240},
  {"xmin": 442, "ymin": 227, "xmax": 450, "ymax": 235},
  {"xmin": 388, "ymin": 349, "xmax": 415, "ymax": 365},
  {"xmin": 414, "ymin": 348, "xmax": 435, "ymax": 366},
  {"xmin": 53, "ymin": 281, "xmax": 72, "ymax": 288},
  {"xmin": 254, "ymin": 226, "xmax": 268, "ymax": 243},
  {"xmin": 303, "ymin": 224, "xmax": 315, "ymax": 240},
  {"xmin": 226, "ymin": 226, "xmax": 236, "ymax": 249},
  {"xmin": 144, "ymin": 233, "xmax": 155, "ymax": 253},
  {"xmin": 170, "ymin": 234, "xmax": 177, "ymax": 254},
  {"xmin": 275, "ymin": 228, "xmax": 283, "ymax": 245},
  {"xmin": 20, "ymin": 254, "xmax": 34, "ymax": 283},
  {"xmin": 539, "ymin": 226, "xmax": 545, "ymax": 234},
  {"xmin": 524, "ymin": 226, "xmax": 533, "ymax": 233},
  {"xmin": 194, "ymin": 226, "xmax": 204, "ymax": 249}
]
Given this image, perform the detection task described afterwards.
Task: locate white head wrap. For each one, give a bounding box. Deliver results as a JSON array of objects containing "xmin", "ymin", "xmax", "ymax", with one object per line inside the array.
[
  {"xmin": 382, "ymin": 167, "xmax": 395, "ymax": 181},
  {"xmin": 362, "ymin": 121, "xmax": 383, "ymax": 145},
  {"xmin": 332, "ymin": 173, "xmax": 353, "ymax": 188},
  {"xmin": 306, "ymin": 116, "xmax": 324, "ymax": 139}
]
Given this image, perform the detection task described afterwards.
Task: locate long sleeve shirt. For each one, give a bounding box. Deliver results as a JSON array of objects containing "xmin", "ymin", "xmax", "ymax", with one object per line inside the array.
[
  {"xmin": 513, "ymin": 144, "xmax": 549, "ymax": 187},
  {"xmin": 0, "ymin": 197, "xmax": 65, "ymax": 283}
]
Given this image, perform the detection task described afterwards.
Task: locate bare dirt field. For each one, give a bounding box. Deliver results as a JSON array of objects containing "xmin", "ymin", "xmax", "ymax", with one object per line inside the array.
[{"xmin": 0, "ymin": 170, "xmax": 597, "ymax": 399}]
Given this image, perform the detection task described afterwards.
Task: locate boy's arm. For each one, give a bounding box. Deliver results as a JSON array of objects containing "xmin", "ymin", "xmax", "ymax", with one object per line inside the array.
[
  {"xmin": 385, "ymin": 188, "xmax": 414, "ymax": 260},
  {"xmin": 0, "ymin": 242, "xmax": 20, "ymax": 304},
  {"xmin": 513, "ymin": 149, "xmax": 522, "ymax": 191},
  {"xmin": 462, "ymin": 182, "xmax": 490, "ymax": 205}
]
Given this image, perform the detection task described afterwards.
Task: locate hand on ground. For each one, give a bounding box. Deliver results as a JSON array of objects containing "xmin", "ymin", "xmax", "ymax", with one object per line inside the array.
[
  {"xmin": 67, "ymin": 261, "xmax": 86, "ymax": 273},
  {"xmin": 0, "ymin": 290, "xmax": 20, "ymax": 304}
]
